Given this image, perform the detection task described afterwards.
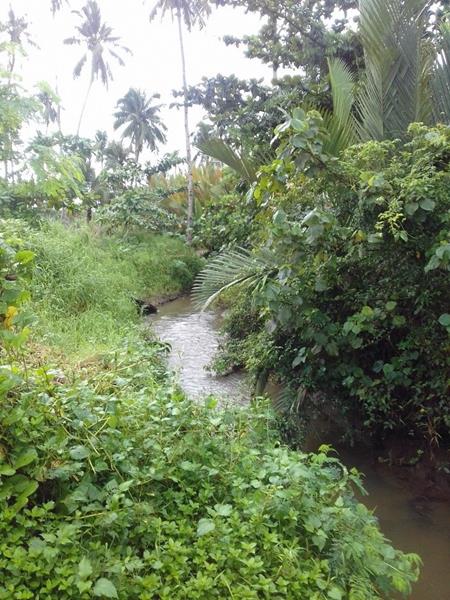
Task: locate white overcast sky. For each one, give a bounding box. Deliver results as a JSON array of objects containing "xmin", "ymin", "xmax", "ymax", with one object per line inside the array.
[{"xmin": 1, "ymin": 0, "xmax": 272, "ymax": 157}]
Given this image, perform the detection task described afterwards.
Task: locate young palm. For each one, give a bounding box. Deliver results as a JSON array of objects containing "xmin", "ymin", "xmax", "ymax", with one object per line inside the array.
[
  {"xmin": 64, "ymin": 0, "xmax": 130, "ymax": 135},
  {"xmin": 113, "ymin": 88, "xmax": 167, "ymax": 162},
  {"xmin": 149, "ymin": 0, "xmax": 211, "ymax": 243}
]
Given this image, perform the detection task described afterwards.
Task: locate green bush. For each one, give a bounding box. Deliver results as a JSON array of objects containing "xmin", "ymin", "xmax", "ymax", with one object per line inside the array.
[
  {"xmin": 0, "ymin": 339, "xmax": 420, "ymax": 599},
  {"xmin": 205, "ymin": 123, "xmax": 450, "ymax": 446},
  {"xmin": 27, "ymin": 221, "xmax": 203, "ymax": 358},
  {"xmin": 97, "ymin": 189, "xmax": 179, "ymax": 233},
  {"xmin": 194, "ymin": 193, "xmax": 263, "ymax": 252}
]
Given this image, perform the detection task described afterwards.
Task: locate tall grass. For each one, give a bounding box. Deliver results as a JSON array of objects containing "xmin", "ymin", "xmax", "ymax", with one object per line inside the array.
[{"xmin": 29, "ymin": 221, "xmax": 202, "ymax": 359}]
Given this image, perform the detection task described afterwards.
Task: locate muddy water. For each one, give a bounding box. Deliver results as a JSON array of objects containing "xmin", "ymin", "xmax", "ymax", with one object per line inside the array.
[
  {"xmin": 150, "ymin": 297, "xmax": 250, "ymax": 403},
  {"xmin": 150, "ymin": 297, "xmax": 450, "ymax": 600}
]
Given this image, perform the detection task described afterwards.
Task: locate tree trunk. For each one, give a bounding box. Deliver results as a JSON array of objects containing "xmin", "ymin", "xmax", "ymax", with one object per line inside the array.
[
  {"xmin": 7, "ymin": 54, "xmax": 16, "ymax": 88},
  {"xmin": 77, "ymin": 74, "xmax": 94, "ymax": 136},
  {"xmin": 269, "ymin": 15, "xmax": 279, "ymax": 83},
  {"xmin": 177, "ymin": 8, "xmax": 194, "ymax": 244},
  {"xmin": 56, "ymin": 78, "xmax": 62, "ymax": 133}
]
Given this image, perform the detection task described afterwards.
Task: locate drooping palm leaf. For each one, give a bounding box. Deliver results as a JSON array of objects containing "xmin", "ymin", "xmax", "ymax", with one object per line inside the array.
[
  {"xmin": 196, "ymin": 137, "xmax": 260, "ymax": 183},
  {"xmin": 192, "ymin": 247, "xmax": 276, "ymax": 310},
  {"xmin": 323, "ymin": 58, "xmax": 357, "ymax": 155}
]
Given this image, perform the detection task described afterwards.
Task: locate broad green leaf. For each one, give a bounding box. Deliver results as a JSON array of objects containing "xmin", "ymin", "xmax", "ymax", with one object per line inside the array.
[
  {"xmin": 15, "ymin": 250, "xmax": 35, "ymax": 264},
  {"xmin": 93, "ymin": 578, "xmax": 118, "ymax": 598},
  {"xmin": 214, "ymin": 504, "xmax": 232, "ymax": 517},
  {"xmin": 405, "ymin": 202, "xmax": 418, "ymax": 215},
  {"xmin": 78, "ymin": 557, "xmax": 93, "ymax": 580},
  {"xmin": 13, "ymin": 448, "xmax": 38, "ymax": 469},
  {"xmin": 197, "ymin": 518, "xmax": 215, "ymax": 537},
  {"xmin": 419, "ymin": 198, "xmax": 435, "ymax": 211},
  {"xmin": 69, "ymin": 445, "xmax": 90, "ymax": 460},
  {"xmin": 0, "ymin": 465, "xmax": 16, "ymax": 476},
  {"xmin": 361, "ymin": 305, "xmax": 373, "ymax": 317},
  {"xmin": 438, "ymin": 313, "xmax": 450, "ymax": 327}
]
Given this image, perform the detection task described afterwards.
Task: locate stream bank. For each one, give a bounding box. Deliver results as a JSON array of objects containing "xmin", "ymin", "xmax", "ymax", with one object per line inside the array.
[{"xmin": 149, "ymin": 296, "xmax": 450, "ymax": 600}]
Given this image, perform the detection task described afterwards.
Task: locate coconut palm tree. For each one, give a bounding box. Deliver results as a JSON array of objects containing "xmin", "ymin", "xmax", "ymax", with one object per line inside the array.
[
  {"xmin": 0, "ymin": 7, "xmax": 38, "ymax": 85},
  {"xmin": 104, "ymin": 140, "xmax": 130, "ymax": 169},
  {"xmin": 36, "ymin": 81, "xmax": 60, "ymax": 133},
  {"xmin": 64, "ymin": 0, "xmax": 130, "ymax": 135},
  {"xmin": 149, "ymin": 0, "xmax": 211, "ymax": 243},
  {"xmin": 113, "ymin": 88, "xmax": 167, "ymax": 162}
]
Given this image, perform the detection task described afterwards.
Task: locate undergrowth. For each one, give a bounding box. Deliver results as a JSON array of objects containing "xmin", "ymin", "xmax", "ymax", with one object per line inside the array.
[
  {"xmin": 27, "ymin": 221, "xmax": 202, "ymax": 359},
  {"xmin": 0, "ymin": 219, "xmax": 420, "ymax": 598},
  {"xmin": 1, "ymin": 340, "xmax": 420, "ymax": 599}
]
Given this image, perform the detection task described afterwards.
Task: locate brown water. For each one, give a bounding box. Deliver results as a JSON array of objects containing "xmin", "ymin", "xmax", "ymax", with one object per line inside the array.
[
  {"xmin": 150, "ymin": 297, "xmax": 250, "ymax": 403},
  {"xmin": 149, "ymin": 297, "xmax": 450, "ymax": 600}
]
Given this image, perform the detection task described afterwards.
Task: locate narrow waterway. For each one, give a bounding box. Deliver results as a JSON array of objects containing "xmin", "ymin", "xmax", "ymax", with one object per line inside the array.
[{"xmin": 149, "ymin": 297, "xmax": 450, "ymax": 600}]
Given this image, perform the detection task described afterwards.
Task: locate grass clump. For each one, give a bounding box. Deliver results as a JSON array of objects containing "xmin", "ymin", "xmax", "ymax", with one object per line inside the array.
[{"xmin": 28, "ymin": 221, "xmax": 203, "ymax": 359}]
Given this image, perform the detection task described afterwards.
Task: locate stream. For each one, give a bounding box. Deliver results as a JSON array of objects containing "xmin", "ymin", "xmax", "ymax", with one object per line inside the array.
[{"xmin": 150, "ymin": 296, "xmax": 450, "ymax": 600}]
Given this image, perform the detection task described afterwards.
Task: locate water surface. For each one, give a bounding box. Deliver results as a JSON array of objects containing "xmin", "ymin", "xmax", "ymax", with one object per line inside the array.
[{"xmin": 150, "ymin": 296, "xmax": 249, "ymax": 404}]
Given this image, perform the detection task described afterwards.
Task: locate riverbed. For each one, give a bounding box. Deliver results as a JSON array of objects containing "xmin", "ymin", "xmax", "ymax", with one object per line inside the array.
[{"xmin": 150, "ymin": 297, "xmax": 450, "ymax": 600}]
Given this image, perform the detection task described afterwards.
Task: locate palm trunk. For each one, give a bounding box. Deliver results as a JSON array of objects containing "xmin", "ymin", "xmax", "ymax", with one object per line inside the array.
[
  {"xmin": 177, "ymin": 8, "xmax": 194, "ymax": 244},
  {"xmin": 56, "ymin": 78, "xmax": 62, "ymax": 133},
  {"xmin": 269, "ymin": 15, "xmax": 279, "ymax": 82},
  {"xmin": 77, "ymin": 74, "xmax": 94, "ymax": 136},
  {"xmin": 7, "ymin": 54, "xmax": 16, "ymax": 88}
]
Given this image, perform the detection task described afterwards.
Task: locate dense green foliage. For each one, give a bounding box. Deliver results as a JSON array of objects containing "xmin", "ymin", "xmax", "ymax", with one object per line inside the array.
[
  {"xmin": 196, "ymin": 121, "xmax": 450, "ymax": 448},
  {"xmin": 2, "ymin": 1, "xmax": 450, "ymax": 596},
  {"xmin": 0, "ymin": 344, "xmax": 420, "ymax": 599}
]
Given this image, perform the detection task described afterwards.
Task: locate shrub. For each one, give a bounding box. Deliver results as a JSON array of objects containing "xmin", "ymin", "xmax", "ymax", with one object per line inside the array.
[{"xmin": 97, "ymin": 189, "xmax": 178, "ymax": 233}]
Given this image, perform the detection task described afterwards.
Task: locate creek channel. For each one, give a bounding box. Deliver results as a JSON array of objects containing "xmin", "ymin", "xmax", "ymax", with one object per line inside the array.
[{"xmin": 149, "ymin": 296, "xmax": 450, "ymax": 600}]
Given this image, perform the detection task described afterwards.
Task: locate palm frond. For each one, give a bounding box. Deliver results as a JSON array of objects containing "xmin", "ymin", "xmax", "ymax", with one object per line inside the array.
[
  {"xmin": 432, "ymin": 24, "xmax": 450, "ymax": 124},
  {"xmin": 324, "ymin": 58, "xmax": 357, "ymax": 154},
  {"xmin": 196, "ymin": 137, "xmax": 259, "ymax": 183},
  {"xmin": 357, "ymin": 0, "xmax": 433, "ymax": 140},
  {"xmin": 73, "ymin": 53, "xmax": 87, "ymax": 78},
  {"xmin": 192, "ymin": 247, "xmax": 275, "ymax": 310}
]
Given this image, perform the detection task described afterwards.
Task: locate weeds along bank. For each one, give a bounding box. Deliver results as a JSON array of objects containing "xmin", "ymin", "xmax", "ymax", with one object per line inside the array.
[
  {"xmin": 25, "ymin": 220, "xmax": 203, "ymax": 360},
  {"xmin": 0, "ymin": 219, "xmax": 421, "ymax": 598}
]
